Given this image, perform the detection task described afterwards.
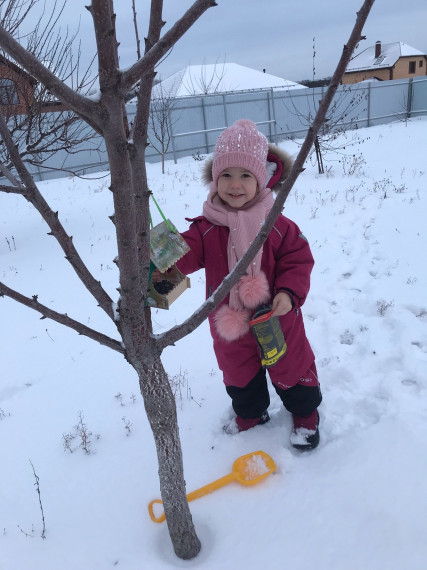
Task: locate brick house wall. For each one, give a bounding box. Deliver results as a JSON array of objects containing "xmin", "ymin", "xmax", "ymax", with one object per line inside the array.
[
  {"xmin": 0, "ymin": 58, "xmax": 36, "ymax": 116},
  {"xmin": 0, "ymin": 57, "xmax": 65, "ymax": 116},
  {"xmin": 342, "ymin": 68, "xmax": 392, "ymax": 84},
  {"xmin": 393, "ymin": 56, "xmax": 426, "ymax": 79},
  {"xmin": 343, "ymin": 54, "xmax": 427, "ymax": 85}
]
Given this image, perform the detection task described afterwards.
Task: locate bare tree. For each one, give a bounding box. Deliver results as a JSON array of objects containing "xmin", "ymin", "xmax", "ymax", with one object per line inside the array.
[
  {"xmin": 283, "ymin": 37, "xmax": 369, "ymax": 174},
  {"xmin": 144, "ymin": 60, "xmax": 228, "ymax": 172},
  {"xmin": 0, "ymin": 0, "xmax": 100, "ymax": 179},
  {"xmin": 0, "ymin": 0, "xmax": 375, "ymax": 560},
  {"xmin": 143, "ymin": 58, "xmax": 230, "ymax": 171},
  {"xmin": 147, "ymin": 78, "xmax": 180, "ymax": 173}
]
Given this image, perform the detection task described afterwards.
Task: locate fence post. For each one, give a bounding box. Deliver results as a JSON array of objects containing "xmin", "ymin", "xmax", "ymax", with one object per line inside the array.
[
  {"xmin": 367, "ymin": 82, "xmax": 371, "ymax": 127},
  {"xmin": 223, "ymin": 93, "xmax": 229, "ymax": 127},
  {"xmin": 407, "ymin": 78, "xmax": 413, "ymax": 119},
  {"xmin": 33, "ymin": 163, "xmax": 43, "ymax": 182},
  {"xmin": 266, "ymin": 90, "xmax": 272, "ymax": 141},
  {"xmin": 321, "ymin": 85, "xmax": 325, "ymax": 136},
  {"xmin": 270, "ymin": 88, "xmax": 278, "ymax": 143},
  {"xmin": 201, "ymin": 97, "xmax": 209, "ymax": 153},
  {"xmin": 171, "ymin": 131, "xmax": 177, "ymax": 164}
]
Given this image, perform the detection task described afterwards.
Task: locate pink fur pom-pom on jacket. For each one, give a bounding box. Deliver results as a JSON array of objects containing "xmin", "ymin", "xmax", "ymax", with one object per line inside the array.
[
  {"xmin": 176, "ymin": 144, "xmax": 316, "ymax": 389},
  {"xmin": 212, "ymin": 271, "xmax": 271, "ymax": 341}
]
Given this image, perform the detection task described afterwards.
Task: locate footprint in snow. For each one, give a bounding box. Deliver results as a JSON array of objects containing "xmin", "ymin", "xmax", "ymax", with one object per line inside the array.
[{"xmin": 340, "ymin": 330, "xmax": 354, "ymax": 345}]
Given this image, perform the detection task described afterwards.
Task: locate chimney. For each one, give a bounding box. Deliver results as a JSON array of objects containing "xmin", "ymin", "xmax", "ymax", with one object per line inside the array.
[{"xmin": 375, "ymin": 41, "xmax": 381, "ymax": 58}]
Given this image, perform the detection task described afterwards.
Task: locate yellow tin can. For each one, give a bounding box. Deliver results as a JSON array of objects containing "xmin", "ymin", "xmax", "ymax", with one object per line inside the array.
[{"xmin": 250, "ymin": 305, "xmax": 287, "ymax": 367}]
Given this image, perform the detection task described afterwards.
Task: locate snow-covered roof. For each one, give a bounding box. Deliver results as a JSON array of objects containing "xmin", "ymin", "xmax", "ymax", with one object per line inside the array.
[
  {"xmin": 153, "ymin": 63, "xmax": 305, "ymax": 98},
  {"xmin": 346, "ymin": 42, "xmax": 426, "ymax": 73}
]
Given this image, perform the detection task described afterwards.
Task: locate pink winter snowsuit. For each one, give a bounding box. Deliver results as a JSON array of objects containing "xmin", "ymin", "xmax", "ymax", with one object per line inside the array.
[{"xmin": 177, "ymin": 212, "xmax": 316, "ymax": 390}]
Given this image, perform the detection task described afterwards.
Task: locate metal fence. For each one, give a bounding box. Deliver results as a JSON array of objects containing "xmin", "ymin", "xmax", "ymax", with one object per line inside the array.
[
  {"xmin": 8, "ymin": 76, "xmax": 427, "ymax": 181},
  {"xmin": 164, "ymin": 76, "xmax": 427, "ymax": 164}
]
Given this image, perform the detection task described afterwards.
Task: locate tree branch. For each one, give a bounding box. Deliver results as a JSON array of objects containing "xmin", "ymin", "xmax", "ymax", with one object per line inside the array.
[
  {"xmin": 0, "ymin": 24, "xmax": 103, "ymax": 134},
  {"xmin": 86, "ymin": 3, "xmax": 146, "ymax": 338},
  {"xmin": 0, "ymin": 281, "xmax": 124, "ymax": 354},
  {"xmin": 131, "ymin": 0, "xmax": 142, "ymax": 60},
  {"xmin": 155, "ymin": 0, "xmax": 376, "ymax": 351},
  {"xmin": 0, "ymin": 184, "xmax": 26, "ymax": 193},
  {"xmin": 0, "ymin": 161, "xmax": 22, "ymax": 187},
  {"xmin": 88, "ymin": 0, "xmax": 120, "ymax": 95},
  {"xmin": 128, "ymin": 0, "xmax": 165, "ymax": 303},
  {"xmin": 0, "ymin": 108, "xmax": 116, "ymax": 321},
  {"xmin": 120, "ymin": 0, "xmax": 217, "ymax": 94}
]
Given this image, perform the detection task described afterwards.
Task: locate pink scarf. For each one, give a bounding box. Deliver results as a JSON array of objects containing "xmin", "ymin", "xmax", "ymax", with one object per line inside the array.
[{"xmin": 203, "ymin": 184, "xmax": 274, "ymax": 340}]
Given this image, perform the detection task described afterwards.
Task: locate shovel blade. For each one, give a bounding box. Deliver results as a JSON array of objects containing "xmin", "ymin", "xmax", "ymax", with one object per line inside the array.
[{"xmin": 232, "ymin": 450, "xmax": 276, "ymax": 486}]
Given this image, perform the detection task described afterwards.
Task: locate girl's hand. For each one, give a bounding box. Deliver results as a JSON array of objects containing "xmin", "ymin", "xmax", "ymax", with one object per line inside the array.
[{"xmin": 271, "ymin": 291, "xmax": 293, "ymax": 317}]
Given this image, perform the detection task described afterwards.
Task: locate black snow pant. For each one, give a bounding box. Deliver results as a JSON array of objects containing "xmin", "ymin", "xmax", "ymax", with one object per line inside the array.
[{"xmin": 225, "ymin": 367, "xmax": 322, "ymax": 419}]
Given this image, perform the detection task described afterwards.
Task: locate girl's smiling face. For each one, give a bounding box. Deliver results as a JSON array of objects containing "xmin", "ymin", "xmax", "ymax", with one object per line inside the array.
[{"xmin": 217, "ymin": 167, "xmax": 258, "ymax": 208}]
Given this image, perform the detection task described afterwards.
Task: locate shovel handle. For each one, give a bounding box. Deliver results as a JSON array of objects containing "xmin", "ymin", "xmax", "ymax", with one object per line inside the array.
[
  {"xmin": 148, "ymin": 499, "xmax": 166, "ymax": 523},
  {"xmin": 148, "ymin": 472, "xmax": 236, "ymax": 523}
]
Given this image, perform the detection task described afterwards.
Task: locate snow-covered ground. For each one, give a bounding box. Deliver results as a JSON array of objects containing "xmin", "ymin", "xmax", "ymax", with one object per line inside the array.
[{"xmin": 1, "ymin": 118, "xmax": 426, "ymax": 570}]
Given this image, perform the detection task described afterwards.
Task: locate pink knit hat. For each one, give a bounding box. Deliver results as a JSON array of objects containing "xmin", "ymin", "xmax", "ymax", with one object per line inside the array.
[{"xmin": 212, "ymin": 119, "xmax": 269, "ymax": 190}]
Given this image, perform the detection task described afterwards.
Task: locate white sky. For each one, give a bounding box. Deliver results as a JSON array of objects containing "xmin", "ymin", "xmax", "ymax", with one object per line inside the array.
[{"xmin": 17, "ymin": 0, "xmax": 427, "ymax": 83}]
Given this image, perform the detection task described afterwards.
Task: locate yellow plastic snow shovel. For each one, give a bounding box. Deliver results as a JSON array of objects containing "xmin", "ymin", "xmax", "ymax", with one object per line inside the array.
[{"xmin": 148, "ymin": 450, "xmax": 276, "ymax": 523}]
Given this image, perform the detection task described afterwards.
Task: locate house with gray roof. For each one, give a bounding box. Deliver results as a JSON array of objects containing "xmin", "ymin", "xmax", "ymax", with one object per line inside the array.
[{"xmin": 342, "ymin": 41, "xmax": 427, "ymax": 84}]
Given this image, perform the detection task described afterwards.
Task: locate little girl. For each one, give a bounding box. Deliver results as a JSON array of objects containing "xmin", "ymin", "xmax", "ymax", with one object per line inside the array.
[{"xmin": 177, "ymin": 119, "xmax": 322, "ymax": 450}]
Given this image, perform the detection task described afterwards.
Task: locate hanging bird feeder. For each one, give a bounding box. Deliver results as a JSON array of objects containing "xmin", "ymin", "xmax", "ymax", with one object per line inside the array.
[{"xmin": 146, "ymin": 196, "xmax": 190, "ymax": 309}]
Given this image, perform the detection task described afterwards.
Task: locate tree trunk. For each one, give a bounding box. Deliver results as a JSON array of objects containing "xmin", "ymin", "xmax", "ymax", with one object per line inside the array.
[
  {"xmin": 314, "ymin": 136, "xmax": 325, "ymax": 174},
  {"xmin": 102, "ymin": 101, "xmax": 201, "ymax": 555},
  {"xmin": 138, "ymin": 351, "xmax": 201, "ymax": 559}
]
